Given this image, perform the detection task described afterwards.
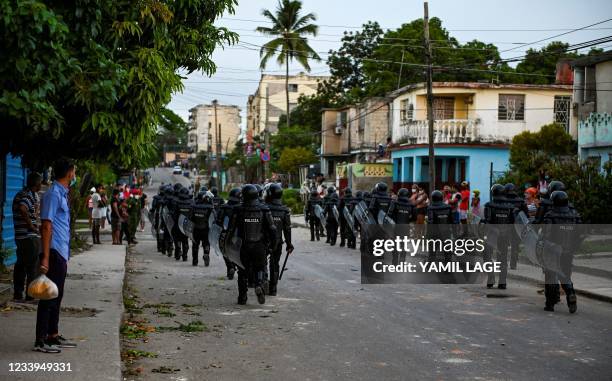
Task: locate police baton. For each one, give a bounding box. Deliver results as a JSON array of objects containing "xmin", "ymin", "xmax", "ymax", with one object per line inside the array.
[{"xmin": 279, "ymin": 247, "xmax": 293, "ymax": 280}]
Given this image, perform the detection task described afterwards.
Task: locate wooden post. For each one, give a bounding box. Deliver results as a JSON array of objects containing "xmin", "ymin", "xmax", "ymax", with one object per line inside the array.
[{"xmin": 424, "ymin": 2, "xmax": 436, "ymax": 193}]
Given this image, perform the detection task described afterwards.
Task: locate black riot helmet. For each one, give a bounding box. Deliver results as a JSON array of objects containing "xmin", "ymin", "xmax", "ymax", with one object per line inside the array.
[
  {"xmin": 375, "ymin": 182, "xmax": 388, "ymax": 194},
  {"xmin": 355, "ymin": 191, "xmax": 363, "ymax": 199},
  {"xmin": 211, "ymin": 187, "xmax": 219, "ymax": 197},
  {"xmin": 431, "ymin": 190, "xmax": 444, "ymax": 203},
  {"xmin": 504, "ymin": 183, "xmax": 516, "ymax": 194},
  {"xmin": 550, "ymin": 190, "xmax": 569, "ymax": 207},
  {"xmin": 327, "ymin": 186, "xmax": 336, "ymax": 195},
  {"xmin": 549, "ymin": 180, "xmax": 566, "ymax": 193},
  {"xmin": 491, "ymin": 184, "xmax": 505, "ymax": 198},
  {"xmin": 179, "ymin": 187, "xmax": 190, "ymax": 198},
  {"xmin": 254, "ymin": 184, "xmax": 263, "ymax": 198},
  {"xmin": 228, "ymin": 188, "xmax": 242, "ymax": 202},
  {"xmin": 268, "ymin": 183, "xmax": 283, "ymax": 200},
  {"xmin": 173, "ymin": 183, "xmax": 183, "ymax": 192},
  {"xmin": 242, "ymin": 184, "xmax": 259, "ymax": 203},
  {"xmin": 310, "ymin": 189, "xmax": 318, "ymax": 198},
  {"xmin": 397, "ymin": 188, "xmax": 410, "ymax": 198},
  {"xmin": 200, "ymin": 186, "xmax": 208, "ymax": 193},
  {"xmin": 344, "ymin": 188, "xmax": 352, "ymax": 197}
]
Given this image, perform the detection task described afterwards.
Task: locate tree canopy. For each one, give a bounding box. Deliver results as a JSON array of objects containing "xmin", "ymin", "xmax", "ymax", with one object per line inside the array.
[{"xmin": 0, "ymin": 0, "xmax": 237, "ymax": 169}]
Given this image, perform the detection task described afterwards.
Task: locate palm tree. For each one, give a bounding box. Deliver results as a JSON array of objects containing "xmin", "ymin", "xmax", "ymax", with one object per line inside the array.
[{"xmin": 256, "ymin": 0, "xmax": 321, "ymax": 131}]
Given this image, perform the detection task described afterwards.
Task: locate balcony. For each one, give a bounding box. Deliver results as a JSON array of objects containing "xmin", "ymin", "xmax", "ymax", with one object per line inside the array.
[{"xmin": 396, "ymin": 119, "xmax": 479, "ymax": 144}]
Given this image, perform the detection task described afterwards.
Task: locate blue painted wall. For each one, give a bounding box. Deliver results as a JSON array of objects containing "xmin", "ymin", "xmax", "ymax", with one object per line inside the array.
[
  {"xmin": 391, "ymin": 146, "xmax": 509, "ymax": 204},
  {"xmin": 2, "ymin": 154, "xmax": 26, "ymax": 266}
]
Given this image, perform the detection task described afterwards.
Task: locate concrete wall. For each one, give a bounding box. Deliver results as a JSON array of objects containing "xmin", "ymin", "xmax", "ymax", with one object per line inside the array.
[
  {"xmin": 596, "ymin": 61, "xmax": 612, "ymax": 113},
  {"xmin": 391, "ymin": 85, "xmax": 574, "ymax": 143},
  {"xmin": 190, "ymin": 104, "xmax": 241, "ymax": 155},
  {"xmin": 247, "ymin": 73, "xmax": 330, "ymax": 135},
  {"xmin": 578, "ymin": 112, "xmax": 612, "ymax": 171}
]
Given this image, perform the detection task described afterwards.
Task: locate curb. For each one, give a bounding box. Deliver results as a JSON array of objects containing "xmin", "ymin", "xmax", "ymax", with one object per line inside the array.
[{"xmin": 507, "ymin": 273, "xmax": 612, "ymax": 304}]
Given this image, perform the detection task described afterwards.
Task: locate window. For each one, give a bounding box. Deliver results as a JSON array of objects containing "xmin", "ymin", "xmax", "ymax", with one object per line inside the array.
[
  {"xmin": 498, "ymin": 94, "xmax": 525, "ymax": 121},
  {"xmin": 433, "ymin": 97, "xmax": 454, "ymax": 120},
  {"xmin": 288, "ymin": 84, "xmax": 298, "ymax": 92},
  {"xmin": 554, "ymin": 95, "xmax": 571, "ymax": 132},
  {"xmin": 337, "ymin": 111, "xmax": 348, "ymax": 128},
  {"xmin": 400, "ymin": 99, "xmax": 414, "ymax": 121}
]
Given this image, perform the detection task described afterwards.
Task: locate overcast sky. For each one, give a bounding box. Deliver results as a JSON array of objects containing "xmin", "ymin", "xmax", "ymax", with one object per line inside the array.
[{"xmin": 167, "ymin": 0, "xmax": 612, "ymax": 130}]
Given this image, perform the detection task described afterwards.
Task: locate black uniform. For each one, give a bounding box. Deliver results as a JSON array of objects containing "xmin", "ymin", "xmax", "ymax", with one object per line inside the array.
[
  {"xmin": 389, "ymin": 189, "xmax": 415, "ymax": 264},
  {"xmin": 339, "ymin": 189, "xmax": 358, "ymax": 249},
  {"xmin": 542, "ymin": 191, "xmax": 581, "ymax": 313},
  {"xmin": 369, "ymin": 183, "xmax": 392, "ymax": 224},
  {"xmin": 305, "ymin": 191, "xmax": 323, "ymax": 241},
  {"xmin": 173, "ymin": 189, "xmax": 192, "ymax": 261},
  {"xmin": 162, "ymin": 186, "xmax": 177, "ymax": 257},
  {"xmin": 483, "ymin": 185, "xmax": 514, "ymax": 289},
  {"xmin": 229, "ymin": 185, "xmax": 277, "ymax": 305},
  {"xmin": 190, "ymin": 195, "xmax": 213, "ymax": 267},
  {"xmin": 216, "ymin": 189, "xmax": 241, "ymax": 280},
  {"xmin": 265, "ymin": 184, "xmax": 293, "ymax": 296},
  {"xmin": 504, "ymin": 185, "xmax": 527, "ymax": 269},
  {"xmin": 427, "ymin": 192, "xmax": 454, "ymax": 263},
  {"xmin": 323, "ymin": 189, "xmax": 339, "ymax": 245},
  {"xmin": 151, "ymin": 192, "xmax": 164, "ymax": 253}
]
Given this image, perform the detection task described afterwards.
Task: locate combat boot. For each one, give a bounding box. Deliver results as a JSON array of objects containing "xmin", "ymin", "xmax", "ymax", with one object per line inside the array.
[
  {"xmin": 227, "ymin": 266, "xmax": 235, "ymax": 280},
  {"xmin": 203, "ymin": 253, "xmax": 210, "ymax": 267},
  {"xmin": 567, "ymin": 292, "xmax": 577, "ymax": 314},
  {"xmin": 237, "ymin": 294, "xmax": 247, "ymax": 305},
  {"xmin": 340, "ymin": 237, "xmax": 345, "ymax": 247},
  {"xmin": 255, "ymin": 286, "xmax": 266, "ymax": 305}
]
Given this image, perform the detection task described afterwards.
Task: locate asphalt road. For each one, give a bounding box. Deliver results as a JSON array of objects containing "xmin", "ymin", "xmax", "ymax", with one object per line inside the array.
[{"xmin": 122, "ymin": 168, "xmax": 612, "ymax": 380}]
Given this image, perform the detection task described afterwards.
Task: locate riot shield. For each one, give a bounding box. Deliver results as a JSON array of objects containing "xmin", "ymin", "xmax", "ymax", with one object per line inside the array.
[
  {"xmin": 208, "ymin": 224, "xmax": 223, "ymax": 257},
  {"xmin": 332, "ymin": 205, "xmax": 340, "ymax": 224},
  {"xmin": 377, "ymin": 209, "xmax": 395, "ymax": 225},
  {"xmin": 354, "ymin": 201, "xmax": 375, "ymax": 227},
  {"xmin": 224, "ymin": 232, "xmax": 244, "ymax": 269},
  {"xmin": 162, "ymin": 206, "xmax": 174, "ymax": 239},
  {"xmin": 514, "ymin": 212, "xmax": 563, "ymax": 275},
  {"xmin": 314, "ymin": 204, "xmax": 326, "ymax": 226},
  {"xmin": 343, "ymin": 207, "xmax": 358, "ymax": 237},
  {"xmin": 178, "ymin": 215, "xmax": 194, "ymax": 241}
]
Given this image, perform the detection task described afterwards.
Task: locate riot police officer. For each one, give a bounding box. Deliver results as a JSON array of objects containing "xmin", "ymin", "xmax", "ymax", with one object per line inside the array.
[
  {"xmin": 389, "ymin": 188, "xmax": 416, "ymax": 264},
  {"xmin": 216, "ymin": 187, "xmax": 242, "ymax": 280},
  {"xmin": 504, "ymin": 183, "xmax": 527, "ymax": 269},
  {"xmin": 542, "ymin": 191, "xmax": 582, "ymax": 313},
  {"xmin": 369, "ymin": 183, "xmax": 392, "ymax": 223},
  {"xmin": 323, "ymin": 187, "xmax": 340, "ymax": 245},
  {"xmin": 304, "ymin": 190, "xmax": 323, "ymax": 241},
  {"xmin": 160, "ymin": 185, "xmax": 174, "ymax": 257},
  {"xmin": 168, "ymin": 184, "xmax": 184, "ymax": 258},
  {"xmin": 265, "ymin": 184, "xmax": 294, "ymax": 296},
  {"xmin": 427, "ymin": 190, "xmax": 454, "ymax": 263},
  {"xmin": 339, "ymin": 188, "xmax": 357, "ymax": 249},
  {"xmin": 483, "ymin": 184, "xmax": 514, "ymax": 289},
  {"xmin": 228, "ymin": 185, "xmax": 277, "ymax": 305},
  {"xmin": 534, "ymin": 180, "xmax": 565, "ymax": 224},
  {"xmin": 151, "ymin": 186, "xmax": 164, "ymax": 253},
  {"xmin": 210, "ymin": 186, "xmax": 225, "ymax": 212},
  {"xmin": 190, "ymin": 190, "xmax": 214, "ymax": 267},
  {"xmin": 174, "ymin": 187, "xmax": 192, "ymax": 261}
]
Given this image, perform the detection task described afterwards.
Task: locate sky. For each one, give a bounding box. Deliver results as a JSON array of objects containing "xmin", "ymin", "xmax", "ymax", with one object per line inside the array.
[{"xmin": 167, "ymin": 0, "xmax": 612, "ymax": 131}]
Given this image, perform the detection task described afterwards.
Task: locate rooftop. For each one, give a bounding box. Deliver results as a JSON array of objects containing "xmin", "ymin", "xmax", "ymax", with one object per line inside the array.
[
  {"xmin": 389, "ymin": 81, "xmax": 572, "ymax": 98},
  {"xmin": 571, "ymin": 50, "xmax": 612, "ymax": 67}
]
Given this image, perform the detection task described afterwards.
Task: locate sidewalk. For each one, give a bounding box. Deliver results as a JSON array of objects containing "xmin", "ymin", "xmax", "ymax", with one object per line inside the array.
[{"xmin": 0, "ymin": 244, "xmax": 126, "ymax": 380}]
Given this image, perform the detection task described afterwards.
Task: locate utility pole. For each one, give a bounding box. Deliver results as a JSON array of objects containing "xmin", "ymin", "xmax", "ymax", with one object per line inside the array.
[
  {"xmin": 424, "ymin": 2, "xmax": 436, "ymax": 193},
  {"xmin": 264, "ymin": 131, "xmax": 270, "ymax": 181},
  {"xmin": 213, "ymin": 100, "xmax": 222, "ymax": 188}
]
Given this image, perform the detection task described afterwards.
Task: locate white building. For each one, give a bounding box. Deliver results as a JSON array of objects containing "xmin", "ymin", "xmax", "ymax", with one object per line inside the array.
[{"xmin": 188, "ymin": 103, "xmax": 241, "ymax": 157}]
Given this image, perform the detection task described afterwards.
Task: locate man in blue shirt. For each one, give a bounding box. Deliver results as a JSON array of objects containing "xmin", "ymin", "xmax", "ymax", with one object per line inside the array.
[{"xmin": 34, "ymin": 158, "xmax": 78, "ymax": 353}]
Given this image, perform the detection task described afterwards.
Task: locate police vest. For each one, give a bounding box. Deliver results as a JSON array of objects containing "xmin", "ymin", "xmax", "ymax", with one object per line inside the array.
[
  {"xmin": 241, "ymin": 206, "xmax": 266, "ymax": 243},
  {"xmin": 428, "ymin": 203, "xmax": 452, "ymax": 224},
  {"xmin": 192, "ymin": 203, "xmax": 212, "ymax": 229},
  {"xmin": 392, "ymin": 199, "xmax": 414, "ymax": 224}
]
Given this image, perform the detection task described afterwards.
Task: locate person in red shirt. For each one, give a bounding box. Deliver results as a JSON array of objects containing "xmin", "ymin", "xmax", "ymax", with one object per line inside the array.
[{"xmin": 459, "ymin": 181, "xmax": 470, "ymax": 225}]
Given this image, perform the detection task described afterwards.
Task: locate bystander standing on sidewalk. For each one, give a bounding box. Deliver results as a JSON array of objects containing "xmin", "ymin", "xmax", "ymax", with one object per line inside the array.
[
  {"xmin": 90, "ymin": 186, "xmax": 103, "ymax": 244},
  {"xmin": 12, "ymin": 172, "xmax": 42, "ymax": 303},
  {"xmin": 35, "ymin": 158, "xmax": 78, "ymax": 353},
  {"xmin": 111, "ymin": 189, "xmax": 121, "ymax": 245}
]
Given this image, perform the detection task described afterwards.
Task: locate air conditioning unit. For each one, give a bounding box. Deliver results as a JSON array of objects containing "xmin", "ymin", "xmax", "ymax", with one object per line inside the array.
[{"xmin": 334, "ymin": 126, "xmax": 343, "ymax": 135}]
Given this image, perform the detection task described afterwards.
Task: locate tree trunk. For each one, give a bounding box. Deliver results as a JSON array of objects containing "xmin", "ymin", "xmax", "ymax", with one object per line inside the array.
[{"xmin": 286, "ymin": 57, "xmax": 290, "ymax": 130}]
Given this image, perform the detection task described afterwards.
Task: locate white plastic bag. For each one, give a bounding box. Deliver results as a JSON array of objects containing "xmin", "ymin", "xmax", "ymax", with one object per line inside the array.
[{"xmin": 27, "ymin": 274, "xmax": 59, "ymax": 300}]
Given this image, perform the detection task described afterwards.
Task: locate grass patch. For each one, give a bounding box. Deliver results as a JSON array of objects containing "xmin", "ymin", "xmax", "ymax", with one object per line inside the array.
[
  {"xmin": 122, "ymin": 349, "xmax": 158, "ymax": 362},
  {"xmin": 156, "ymin": 307, "xmax": 176, "ymax": 317},
  {"xmin": 158, "ymin": 320, "xmax": 208, "ymax": 333},
  {"xmin": 120, "ymin": 321, "xmax": 156, "ymax": 339},
  {"xmin": 143, "ymin": 302, "xmax": 175, "ymax": 309},
  {"xmin": 578, "ymin": 238, "xmax": 612, "ymax": 254}
]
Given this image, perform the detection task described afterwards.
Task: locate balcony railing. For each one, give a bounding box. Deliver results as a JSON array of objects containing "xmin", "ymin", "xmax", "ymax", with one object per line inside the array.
[{"xmin": 396, "ymin": 119, "xmax": 479, "ymax": 144}]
